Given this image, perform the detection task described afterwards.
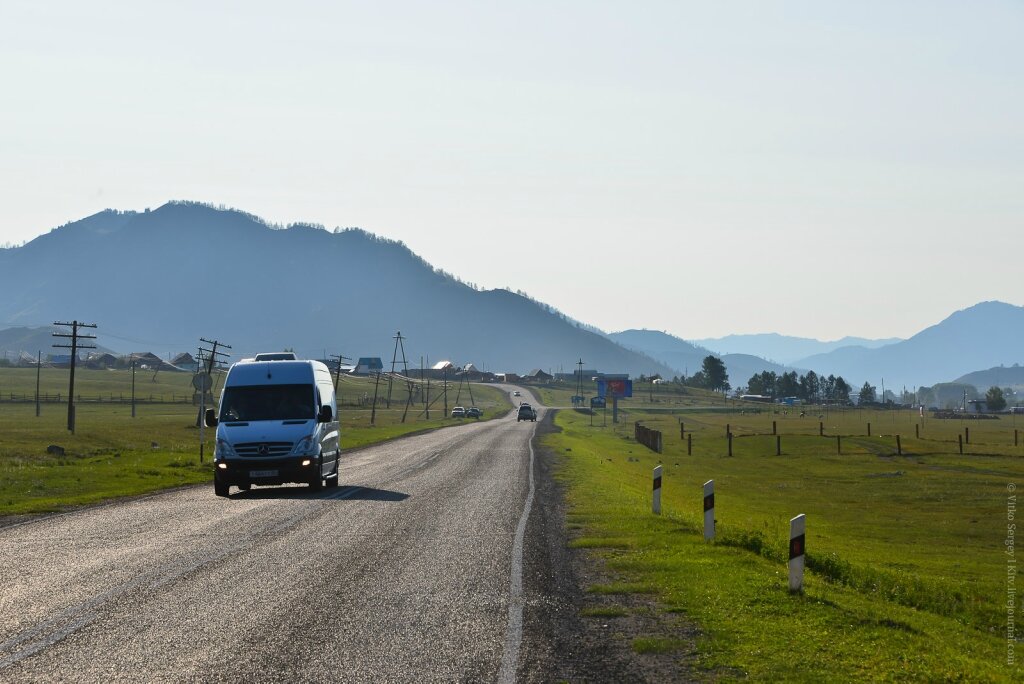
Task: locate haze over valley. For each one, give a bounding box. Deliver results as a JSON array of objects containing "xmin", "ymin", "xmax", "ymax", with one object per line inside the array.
[{"xmin": 1, "ymin": 202, "xmax": 1020, "ymax": 395}]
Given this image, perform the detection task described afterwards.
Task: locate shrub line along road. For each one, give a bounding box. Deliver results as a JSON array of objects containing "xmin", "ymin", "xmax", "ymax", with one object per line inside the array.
[{"xmin": 0, "ymin": 387, "xmax": 579, "ymax": 683}]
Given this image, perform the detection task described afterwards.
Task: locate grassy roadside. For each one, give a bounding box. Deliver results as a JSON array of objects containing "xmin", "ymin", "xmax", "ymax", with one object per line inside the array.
[
  {"xmin": 543, "ymin": 405, "xmax": 1021, "ymax": 681},
  {"xmin": 0, "ymin": 369, "xmax": 510, "ymax": 516}
]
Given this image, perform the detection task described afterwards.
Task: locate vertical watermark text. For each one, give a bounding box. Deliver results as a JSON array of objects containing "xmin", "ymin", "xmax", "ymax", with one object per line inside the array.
[{"xmin": 1008, "ymin": 482, "xmax": 1017, "ymax": 666}]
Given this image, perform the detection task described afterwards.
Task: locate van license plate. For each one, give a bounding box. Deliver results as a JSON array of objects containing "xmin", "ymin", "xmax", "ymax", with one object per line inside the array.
[{"xmin": 250, "ymin": 469, "xmax": 278, "ymax": 478}]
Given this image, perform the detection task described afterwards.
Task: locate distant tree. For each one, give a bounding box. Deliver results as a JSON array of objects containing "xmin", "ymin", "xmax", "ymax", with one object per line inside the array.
[
  {"xmin": 859, "ymin": 382, "xmax": 877, "ymax": 404},
  {"xmin": 777, "ymin": 371, "xmax": 800, "ymax": 398},
  {"xmin": 799, "ymin": 371, "xmax": 819, "ymax": 402},
  {"xmin": 700, "ymin": 355, "xmax": 729, "ymax": 392},
  {"xmin": 748, "ymin": 371, "xmax": 777, "ymax": 397},
  {"xmin": 986, "ymin": 386, "xmax": 1007, "ymax": 412},
  {"xmin": 833, "ymin": 377, "xmax": 852, "ymax": 402},
  {"xmin": 822, "ymin": 374, "xmax": 836, "ymax": 399}
]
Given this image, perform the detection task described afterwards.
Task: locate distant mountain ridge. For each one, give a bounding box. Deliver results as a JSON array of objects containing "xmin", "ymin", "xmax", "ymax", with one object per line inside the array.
[
  {"xmin": 606, "ymin": 329, "xmax": 792, "ymax": 383},
  {"xmin": 0, "ymin": 326, "xmax": 117, "ymax": 361},
  {"xmin": 953, "ymin": 365, "xmax": 1024, "ymax": 392},
  {"xmin": 0, "ymin": 202, "xmax": 674, "ymax": 377},
  {"xmin": 691, "ymin": 333, "xmax": 901, "ymax": 365},
  {"xmin": 793, "ymin": 301, "xmax": 1024, "ymax": 389}
]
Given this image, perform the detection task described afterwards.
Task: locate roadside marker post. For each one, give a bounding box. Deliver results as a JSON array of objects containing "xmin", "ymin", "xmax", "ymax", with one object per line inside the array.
[
  {"xmin": 836, "ymin": 435, "xmax": 841, "ymax": 455},
  {"xmin": 916, "ymin": 424, "xmax": 919, "ymax": 439},
  {"xmin": 727, "ymin": 432, "xmax": 733, "ymax": 456},
  {"xmin": 819, "ymin": 421, "xmax": 824, "ymax": 437},
  {"xmin": 772, "ymin": 420, "xmax": 777, "ymax": 435},
  {"xmin": 789, "ymin": 514, "xmax": 806, "ymax": 592},
  {"xmin": 867, "ymin": 422, "xmax": 871, "ymax": 437},
  {"xmin": 896, "ymin": 434, "xmax": 902, "ymax": 456},
  {"xmin": 959, "ymin": 434, "xmax": 963, "ymax": 454},
  {"xmin": 687, "ymin": 433, "xmax": 692, "ymax": 456},
  {"xmin": 965, "ymin": 427, "xmax": 970, "ymax": 444},
  {"xmin": 703, "ymin": 480, "xmax": 715, "ymax": 540},
  {"xmin": 652, "ymin": 465, "xmax": 662, "ymax": 515},
  {"xmin": 776, "ymin": 435, "xmax": 781, "ymax": 456}
]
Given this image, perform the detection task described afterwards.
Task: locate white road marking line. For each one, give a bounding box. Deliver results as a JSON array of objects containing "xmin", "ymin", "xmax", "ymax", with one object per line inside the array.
[{"xmin": 498, "ymin": 416, "xmax": 538, "ymax": 683}]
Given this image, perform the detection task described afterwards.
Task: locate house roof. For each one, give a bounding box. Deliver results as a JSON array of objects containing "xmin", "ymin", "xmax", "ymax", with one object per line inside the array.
[{"xmin": 432, "ymin": 360, "xmax": 454, "ymax": 370}]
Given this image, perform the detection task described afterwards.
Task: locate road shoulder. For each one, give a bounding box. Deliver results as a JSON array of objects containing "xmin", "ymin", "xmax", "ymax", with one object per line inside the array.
[{"xmin": 518, "ymin": 410, "xmax": 701, "ymax": 682}]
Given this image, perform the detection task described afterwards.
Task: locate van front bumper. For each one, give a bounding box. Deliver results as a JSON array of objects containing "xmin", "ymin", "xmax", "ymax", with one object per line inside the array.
[{"xmin": 214, "ymin": 457, "xmax": 317, "ymax": 486}]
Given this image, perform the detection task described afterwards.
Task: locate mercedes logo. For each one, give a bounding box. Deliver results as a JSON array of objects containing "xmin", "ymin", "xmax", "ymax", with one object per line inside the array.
[{"xmin": 258, "ymin": 444, "xmax": 269, "ymax": 456}]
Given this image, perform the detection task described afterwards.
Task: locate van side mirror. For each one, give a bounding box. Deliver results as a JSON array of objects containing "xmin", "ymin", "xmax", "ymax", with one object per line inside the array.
[
  {"xmin": 204, "ymin": 408, "xmax": 218, "ymax": 427},
  {"xmin": 318, "ymin": 405, "xmax": 333, "ymax": 423}
]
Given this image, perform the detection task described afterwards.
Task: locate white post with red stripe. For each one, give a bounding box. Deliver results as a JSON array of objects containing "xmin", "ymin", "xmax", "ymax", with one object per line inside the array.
[
  {"xmin": 652, "ymin": 465, "xmax": 662, "ymax": 515},
  {"xmin": 789, "ymin": 514, "xmax": 806, "ymax": 592},
  {"xmin": 703, "ymin": 480, "xmax": 715, "ymax": 540}
]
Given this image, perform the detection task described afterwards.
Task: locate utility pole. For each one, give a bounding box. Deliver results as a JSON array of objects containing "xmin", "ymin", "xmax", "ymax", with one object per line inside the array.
[
  {"xmin": 131, "ymin": 358, "xmax": 137, "ymax": 418},
  {"xmin": 371, "ymin": 370, "xmax": 382, "ymax": 425},
  {"xmin": 329, "ymin": 353, "xmax": 350, "ymax": 392},
  {"xmin": 443, "ymin": 366, "xmax": 449, "ymax": 416},
  {"xmin": 386, "ymin": 331, "xmax": 409, "ymax": 409},
  {"xmin": 329, "ymin": 352, "xmax": 350, "ymax": 408},
  {"xmin": 196, "ymin": 337, "xmax": 231, "ymax": 463},
  {"xmin": 35, "ymin": 350, "xmax": 41, "ymax": 417},
  {"xmin": 52, "ymin": 320, "xmax": 97, "ymax": 433},
  {"xmin": 576, "ymin": 358, "xmax": 585, "ymax": 407}
]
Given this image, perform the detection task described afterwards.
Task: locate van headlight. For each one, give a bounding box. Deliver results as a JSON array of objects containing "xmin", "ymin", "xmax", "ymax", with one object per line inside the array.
[
  {"xmin": 216, "ymin": 439, "xmax": 237, "ymax": 458},
  {"xmin": 290, "ymin": 436, "xmax": 316, "ymax": 456}
]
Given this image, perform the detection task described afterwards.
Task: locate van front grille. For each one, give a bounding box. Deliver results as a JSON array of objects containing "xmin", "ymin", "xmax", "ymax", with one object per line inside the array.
[{"xmin": 234, "ymin": 442, "xmax": 293, "ymax": 457}]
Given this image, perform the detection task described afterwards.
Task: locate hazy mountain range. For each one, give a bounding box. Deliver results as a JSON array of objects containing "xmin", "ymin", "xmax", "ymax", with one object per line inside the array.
[
  {"xmin": 690, "ymin": 333, "xmax": 901, "ymax": 365},
  {"xmin": 0, "ymin": 202, "xmax": 674, "ymax": 376},
  {"xmin": 953, "ymin": 366, "xmax": 1024, "ymax": 392},
  {"xmin": 0, "ymin": 326, "xmax": 115, "ymax": 361},
  {"xmin": 605, "ymin": 330, "xmax": 791, "ymax": 384},
  {"xmin": 1, "ymin": 201, "xmax": 1021, "ymax": 390},
  {"xmin": 611, "ymin": 302, "xmax": 1024, "ymax": 390},
  {"xmin": 794, "ymin": 301, "xmax": 1024, "ymax": 390}
]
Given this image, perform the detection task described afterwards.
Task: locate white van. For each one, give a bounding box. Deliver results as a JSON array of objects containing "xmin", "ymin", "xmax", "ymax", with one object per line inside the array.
[{"xmin": 205, "ymin": 355, "xmax": 341, "ymax": 497}]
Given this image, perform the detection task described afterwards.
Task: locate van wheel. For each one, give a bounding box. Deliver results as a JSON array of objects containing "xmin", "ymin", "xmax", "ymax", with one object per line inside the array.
[
  {"xmin": 326, "ymin": 471, "xmax": 339, "ymax": 489},
  {"xmin": 309, "ymin": 458, "xmax": 324, "ymax": 491},
  {"xmin": 215, "ymin": 481, "xmax": 230, "ymax": 497}
]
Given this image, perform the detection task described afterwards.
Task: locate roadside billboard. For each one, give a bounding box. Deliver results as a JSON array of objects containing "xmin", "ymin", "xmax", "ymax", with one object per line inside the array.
[{"xmin": 597, "ymin": 378, "xmax": 633, "ymax": 398}]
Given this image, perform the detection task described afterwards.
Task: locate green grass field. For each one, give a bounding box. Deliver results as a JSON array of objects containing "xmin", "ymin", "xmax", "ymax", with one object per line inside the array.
[
  {"xmin": 0, "ymin": 367, "xmax": 510, "ymax": 516},
  {"xmin": 525, "ymin": 380, "xmax": 1022, "ymax": 681}
]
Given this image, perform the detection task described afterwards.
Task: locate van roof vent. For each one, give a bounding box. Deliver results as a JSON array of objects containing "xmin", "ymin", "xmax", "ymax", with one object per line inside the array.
[{"xmin": 254, "ymin": 352, "xmax": 298, "ymax": 361}]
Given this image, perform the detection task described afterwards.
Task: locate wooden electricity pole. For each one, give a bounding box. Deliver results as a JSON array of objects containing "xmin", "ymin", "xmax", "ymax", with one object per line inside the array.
[{"xmin": 52, "ymin": 320, "xmax": 97, "ymax": 433}]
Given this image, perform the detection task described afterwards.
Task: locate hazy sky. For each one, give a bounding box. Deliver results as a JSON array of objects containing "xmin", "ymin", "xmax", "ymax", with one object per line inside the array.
[{"xmin": 2, "ymin": 1, "xmax": 1021, "ymax": 340}]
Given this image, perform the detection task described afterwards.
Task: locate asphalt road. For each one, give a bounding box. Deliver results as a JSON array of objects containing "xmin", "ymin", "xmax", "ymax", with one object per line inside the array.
[{"xmin": 0, "ymin": 389, "xmax": 549, "ymax": 683}]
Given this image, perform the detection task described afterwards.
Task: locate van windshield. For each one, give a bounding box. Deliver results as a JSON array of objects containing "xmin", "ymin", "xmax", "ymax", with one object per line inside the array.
[{"xmin": 219, "ymin": 384, "xmax": 314, "ymax": 421}]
